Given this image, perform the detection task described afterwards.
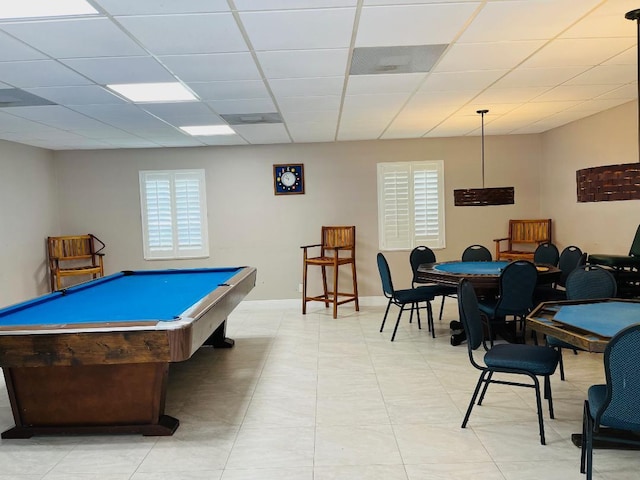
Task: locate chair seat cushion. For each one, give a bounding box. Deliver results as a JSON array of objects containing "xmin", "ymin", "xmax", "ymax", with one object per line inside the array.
[
  {"xmin": 589, "ymin": 254, "xmax": 640, "ymax": 268},
  {"xmin": 484, "ymin": 344, "xmax": 559, "ymax": 376},
  {"xmin": 588, "ymin": 384, "xmax": 640, "ymax": 431},
  {"xmin": 395, "ymin": 286, "xmax": 436, "ymax": 303}
]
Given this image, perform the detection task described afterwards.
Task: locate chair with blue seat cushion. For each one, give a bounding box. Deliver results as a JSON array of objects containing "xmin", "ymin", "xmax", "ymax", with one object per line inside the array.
[
  {"xmin": 580, "ymin": 323, "xmax": 640, "ymax": 479},
  {"xmin": 477, "ymin": 260, "xmax": 538, "ymax": 344},
  {"xmin": 461, "ymin": 244, "xmax": 493, "ymax": 262},
  {"xmin": 457, "ymin": 279, "xmax": 559, "ymax": 445},
  {"xmin": 533, "ymin": 245, "xmax": 585, "ymax": 304},
  {"xmin": 409, "ymin": 246, "xmax": 457, "ymax": 322},
  {"xmin": 533, "ymin": 242, "xmax": 560, "ymax": 266},
  {"xmin": 547, "ymin": 265, "xmax": 617, "ymax": 380},
  {"xmin": 377, "ymin": 253, "xmax": 440, "ymax": 341}
]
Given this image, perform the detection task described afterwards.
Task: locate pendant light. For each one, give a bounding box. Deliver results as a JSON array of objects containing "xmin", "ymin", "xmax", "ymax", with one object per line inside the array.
[
  {"xmin": 575, "ymin": 8, "xmax": 640, "ymax": 202},
  {"xmin": 454, "ymin": 109, "xmax": 515, "ymax": 206}
]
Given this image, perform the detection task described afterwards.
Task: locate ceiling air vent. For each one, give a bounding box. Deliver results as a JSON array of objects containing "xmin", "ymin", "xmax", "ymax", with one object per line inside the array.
[
  {"xmin": 350, "ymin": 44, "xmax": 448, "ymax": 75},
  {"xmin": 220, "ymin": 113, "xmax": 282, "ymax": 125}
]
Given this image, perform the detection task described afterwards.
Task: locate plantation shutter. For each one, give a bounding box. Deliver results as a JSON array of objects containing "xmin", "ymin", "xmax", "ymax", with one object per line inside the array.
[
  {"xmin": 140, "ymin": 170, "xmax": 209, "ymax": 259},
  {"xmin": 377, "ymin": 161, "xmax": 445, "ymax": 250}
]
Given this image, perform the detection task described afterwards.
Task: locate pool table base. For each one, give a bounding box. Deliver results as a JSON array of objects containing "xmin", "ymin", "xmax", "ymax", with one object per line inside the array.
[{"xmin": 2, "ymin": 361, "xmax": 178, "ymax": 439}]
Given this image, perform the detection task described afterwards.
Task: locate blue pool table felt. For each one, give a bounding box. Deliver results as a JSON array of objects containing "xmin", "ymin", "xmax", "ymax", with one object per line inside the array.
[
  {"xmin": 0, "ymin": 268, "xmax": 242, "ymax": 326},
  {"xmin": 554, "ymin": 302, "xmax": 640, "ymax": 338}
]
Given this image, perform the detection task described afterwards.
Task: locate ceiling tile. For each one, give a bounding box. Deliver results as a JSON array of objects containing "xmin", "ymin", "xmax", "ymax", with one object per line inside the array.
[
  {"xmin": 435, "ymin": 41, "xmax": 546, "ymax": 72},
  {"xmin": 419, "ymin": 70, "xmax": 507, "ymax": 92},
  {"xmin": 0, "ymin": 60, "xmax": 93, "ymax": 88},
  {"xmin": 458, "ymin": 0, "xmax": 601, "ymax": 42},
  {"xmin": 159, "ymin": 53, "xmax": 261, "ymax": 82},
  {"xmin": 62, "ymin": 57, "xmax": 175, "ymax": 84},
  {"xmin": 281, "ymin": 110, "xmax": 339, "ymax": 124},
  {"xmin": 70, "ymin": 104, "xmax": 174, "ymax": 129},
  {"xmin": 240, "ymin": 8, "xmax": 355, "ymax": 50},
  {"xmin": 116, "ymin": 13, "xmax": 248, "ymax": 55},
  {"xmin": 3, "ymin": 105, "xmax": 103, "ymax": 129},
  {"xmin": 473, "ymin": 86, "xmax": 551, "ymax": 104},
  {"xmin": 257, "ymin": 49, "xmax": 349, "ymax": 79},
  {"xmin": 24, "ymin": 86, "xmax": 125, "ymax": 105},
  {"xmin": 1, "ymin": 18, "xmax": 146, "ymax": 58},
  {"xmin": 522, "ymin": 38, "xmax": 636, "ymax": 68},
  {"xmin": 493, "ymin": 66, "xmax": 590, "ymax": 88},
  {"xmin": 560, "ymin": 0, "xmax": 636, "ymax": 39},
  {"xmin": 187, "ymin": 81, "xmax": 270, "ymax": 101},
  {"xmin": 0, "ymin": 31, "xmax": 47, "ymax": 61},
  {"xmin": 95, "ymin": 0, "xmax": 230, "ymax": 15},
  {"xmin": 288, "ymin": 122, "xmax": 337, "ymax": 143},
  {"xmin": 141, "ymin": 102, "xmax": 223, "ymax": 125},
  {"xmin": 347, "ymin": 73, "xmax": 425, "ymax": 95},
  {"xmin": 563, "ymin": 64, "xmax": 637, "ymax": 86},
  {"xmin": 534, "ymin": 84, "xmax": 621, "ymax": 102},
  {"xmin": 206, "ymin": 98, "xmax": 276, "ymax": 115},
  {"xmin": 233, "ymin": 123, "xmax": 291, "ymax": 144},
  {"xmin": 356, "ymin": 3, "xmax": 480, "ymax": 47},
  {"xmin": 235, "ymin": 0, "xmax": 357, "ymax": 10},
  {"xmin": 268, "ymin": 77, "xmax": 345, "ymax": 97},
  {"xmin": 278, "ymin": 96, "xmax": 341, "ymax": 113}
]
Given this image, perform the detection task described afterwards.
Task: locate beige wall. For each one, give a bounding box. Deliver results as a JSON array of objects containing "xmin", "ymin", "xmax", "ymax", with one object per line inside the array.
[
  {"xmin": 0, "ymin": 140, "xmax": 58, "ymax": 307},
  {"xmin": 52, "ymin": 134, "xmax": 542, "ymax": 300},
  {"xmin": 2, "ymin": 100, "xmax": 636, "ymax": 307},
  {"xmin": 540, "ymin": 101, "xmax": 639, "ymax": 256}
]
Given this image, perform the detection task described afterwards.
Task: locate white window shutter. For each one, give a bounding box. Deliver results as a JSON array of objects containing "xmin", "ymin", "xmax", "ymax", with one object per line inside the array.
[
  {"xmin": 139, "ymin": 170, "xmax": 209, "ymax": 260},
  {"xmin": 377, "ymin": 161, "xmax": 445, "ymax": 250}
]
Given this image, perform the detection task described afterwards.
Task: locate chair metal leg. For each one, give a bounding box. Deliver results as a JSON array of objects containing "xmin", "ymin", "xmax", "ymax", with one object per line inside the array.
[
  {"xmin": 580, "ymin": 401, "xmax": 588, "ymax": 474},
  {"xmin": 438, "ymin": 295, "xmax": 445, "ymax": 321},
  {"xmin": 544, "ymin": 375, "xmax": 555, "ymax": 419},
  {"xmin": 462, "ymin": 370, "xmax": 488, "ymax": 428},
  {"xmin": 379, "ymin": 299, "xmax": 393, "ymax": 333},
  {"xmin": 478, "ymin": 371, "xmax": 493, "ymax": 405},
  {"xmin": 427, "ymin": 301, "xmax": 435, "ymax": 338},
  {"xmin": 531, "ymin": 375, "xmax": 546, "ymax": 445},
  {"xmin": 557, "ymin": 347, "xmax": 565, "ymax": 381},
  {"xmin": 391, "ymin": 306, "xmax": 405, "ymax": 342}
]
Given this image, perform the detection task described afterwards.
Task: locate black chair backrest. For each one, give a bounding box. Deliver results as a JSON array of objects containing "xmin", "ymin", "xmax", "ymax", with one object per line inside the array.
[
  {"xmin": 457, "ymin": 279, "xmax": 484, "ymax": 352},
  {"xmin": 377, "ymin": 253, "xmax": 395, "ymax": 298},
  {"xmin": 557, "ymin": 245, "xmax": 583, "ymax": 287},
  {"xmin": 410, "ymin": 246, "xmax": 436, "ymax": 283},
  {"xmin": 533, "ymin": 242, "xmax": 559, "ymax": 266},
  {"xmin": 629, "ymin": 224, "xmax": 640, "ymax": 257},
  {"xmin": 496, "ymin": 260, "xmax": 538, "ymax": 315},
  {"xmin": 566, "ymin": 265, "xmax": 617, "ymax": 300},
  {"xmin": 462, "ymin": 244, "xmax": 492, "ymax": 262},
  {"xmin": 597, "ymin": 323, "xmax": 640, "ymax": 429}
]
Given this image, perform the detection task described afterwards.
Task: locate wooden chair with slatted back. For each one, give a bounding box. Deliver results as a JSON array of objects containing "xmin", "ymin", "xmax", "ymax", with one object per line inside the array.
[
  {"xmin": 494, "ymin": 219, "xmax": 552, "ymax": 261},
  {"xmin": 47, "ymin": 234, "xmax": 105, "ymax": 291},
  {"xmin": 301, "ymin": 226, "xmax": 359, "ymax": 319}
]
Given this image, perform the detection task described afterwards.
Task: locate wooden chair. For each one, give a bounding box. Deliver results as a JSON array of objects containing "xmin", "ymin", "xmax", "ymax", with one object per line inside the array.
[
  {"xmin": 301, "ymin": 226, "xmax": 359, "ymax": 319},
  {"xmin": 494, "ymin": 219, "xmax": 552, "ymax": 261},
  {"xmin": 48, "ymin": 234, "xmax": 105, "ymax": 291}
]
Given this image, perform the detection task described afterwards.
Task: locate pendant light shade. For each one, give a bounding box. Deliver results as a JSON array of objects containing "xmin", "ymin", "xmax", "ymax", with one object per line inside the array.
[
  {"xmin": 575, "ymin": 8, "xmax": 640, "ymax": 203},
  {"xmin": 454, "ymin": 109, "xmax": 515, "ymax": 206}
]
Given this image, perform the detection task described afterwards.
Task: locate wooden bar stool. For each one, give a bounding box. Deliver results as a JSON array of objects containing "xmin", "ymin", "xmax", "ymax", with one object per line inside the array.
[{"xmin": 301, "ymin": 226, "xmax": 359, "ymax": 318}]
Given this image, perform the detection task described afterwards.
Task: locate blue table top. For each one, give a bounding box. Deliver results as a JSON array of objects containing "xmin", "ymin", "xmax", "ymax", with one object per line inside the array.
[
  {"xmin": 554, "ymin": 301, "xmax": 640, "ymax": 338},
  {"xmin": 0, "ymin": 268, "xmax": 243, "ymax": 327},
  {"xmin": 434, "ymin": 261, "xmax": 510, "ymax": 275}
]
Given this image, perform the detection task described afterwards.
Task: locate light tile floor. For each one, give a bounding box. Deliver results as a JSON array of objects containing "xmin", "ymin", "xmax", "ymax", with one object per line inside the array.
[{"xmin": 0, "ymin": 299, "xmax": 637, "ymax": 479}]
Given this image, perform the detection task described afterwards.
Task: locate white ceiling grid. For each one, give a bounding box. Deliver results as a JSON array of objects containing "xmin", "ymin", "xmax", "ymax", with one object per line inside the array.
[{"xmin": 0, "ymin": 0, "xmax": 635, "ymax": 150}]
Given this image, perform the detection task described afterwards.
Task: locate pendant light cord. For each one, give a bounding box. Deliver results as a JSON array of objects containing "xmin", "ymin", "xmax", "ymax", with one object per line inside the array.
[
  {"xmin": 477, "ymin": 109, "xmax": 488, "ymax": 188},
  {"xmin": 625, "ymin": 9, "xmax": 640, "ymax": 162}
]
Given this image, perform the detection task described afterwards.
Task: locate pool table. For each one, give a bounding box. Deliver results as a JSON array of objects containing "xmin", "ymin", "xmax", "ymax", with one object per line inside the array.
[{"xmin": 0, "ymin": 267, "xmax": 256, "ymax": 439}]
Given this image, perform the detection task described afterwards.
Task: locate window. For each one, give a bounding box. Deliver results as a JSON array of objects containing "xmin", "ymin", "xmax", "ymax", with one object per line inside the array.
[
  {"xmin": 139, "ymin": 169, "xmax": 209, "ymax": 260},
  {"xmin": 377, "ymin": 161, "xmax": 445, "ymax": 250}
]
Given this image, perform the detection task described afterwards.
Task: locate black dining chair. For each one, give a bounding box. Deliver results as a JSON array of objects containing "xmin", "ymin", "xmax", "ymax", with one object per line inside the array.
[
  {"xmin": 547, "ymin": 265, "xmax": 617, "ymax": 380},
  {"xmin": 409, "ymin": 246, "xmax": 456, "ymax": 322},
  {"xmin": 457, "ymin": 279, "xmax": 560, "ymax": 445},
  {"xmin": 581, "ymin": 323, "xmax": 640, "ymax": 479},
  {"xmin": 533, "ymin": 242, "xmax": 560, "ymax": 266},
  {"xmin": 477, "ymin": 260, "xmax": 538, "ymax": 344},
  {"xmin": 461, "ymin": 244, "xmax": 493, "ymax": 262},
  {"xmin": 377, "ymin": 253, "xmax": 441, "ymax": 341}
]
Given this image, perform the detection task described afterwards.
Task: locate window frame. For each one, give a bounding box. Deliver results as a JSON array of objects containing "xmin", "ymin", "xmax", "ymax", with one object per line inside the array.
[
  {"xmin": 377, "ymin": 160, "xmax": 446, "ymax": 251},
  {"xmin": 139, "ymin": 169, "xmax": 209, "ymax": 260}
]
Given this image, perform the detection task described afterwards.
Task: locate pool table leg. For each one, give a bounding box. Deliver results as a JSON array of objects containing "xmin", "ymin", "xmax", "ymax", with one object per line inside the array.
[{"xmin": 203, "ymin": 319, "xmax": 235, "ymax": 348}]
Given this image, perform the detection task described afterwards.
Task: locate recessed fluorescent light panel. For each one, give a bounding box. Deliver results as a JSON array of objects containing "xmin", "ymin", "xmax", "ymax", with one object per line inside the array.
[
  {"xmin": 0, "ymin": 0, "xmax": 98, "ymax": 19},
  {"xmin": 107, "ymin": 83, "xmax": 197, "ymax": 103},
  {"xmin": 180, "ymin": 125, "xmax": 235, "ymax": 136}
]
